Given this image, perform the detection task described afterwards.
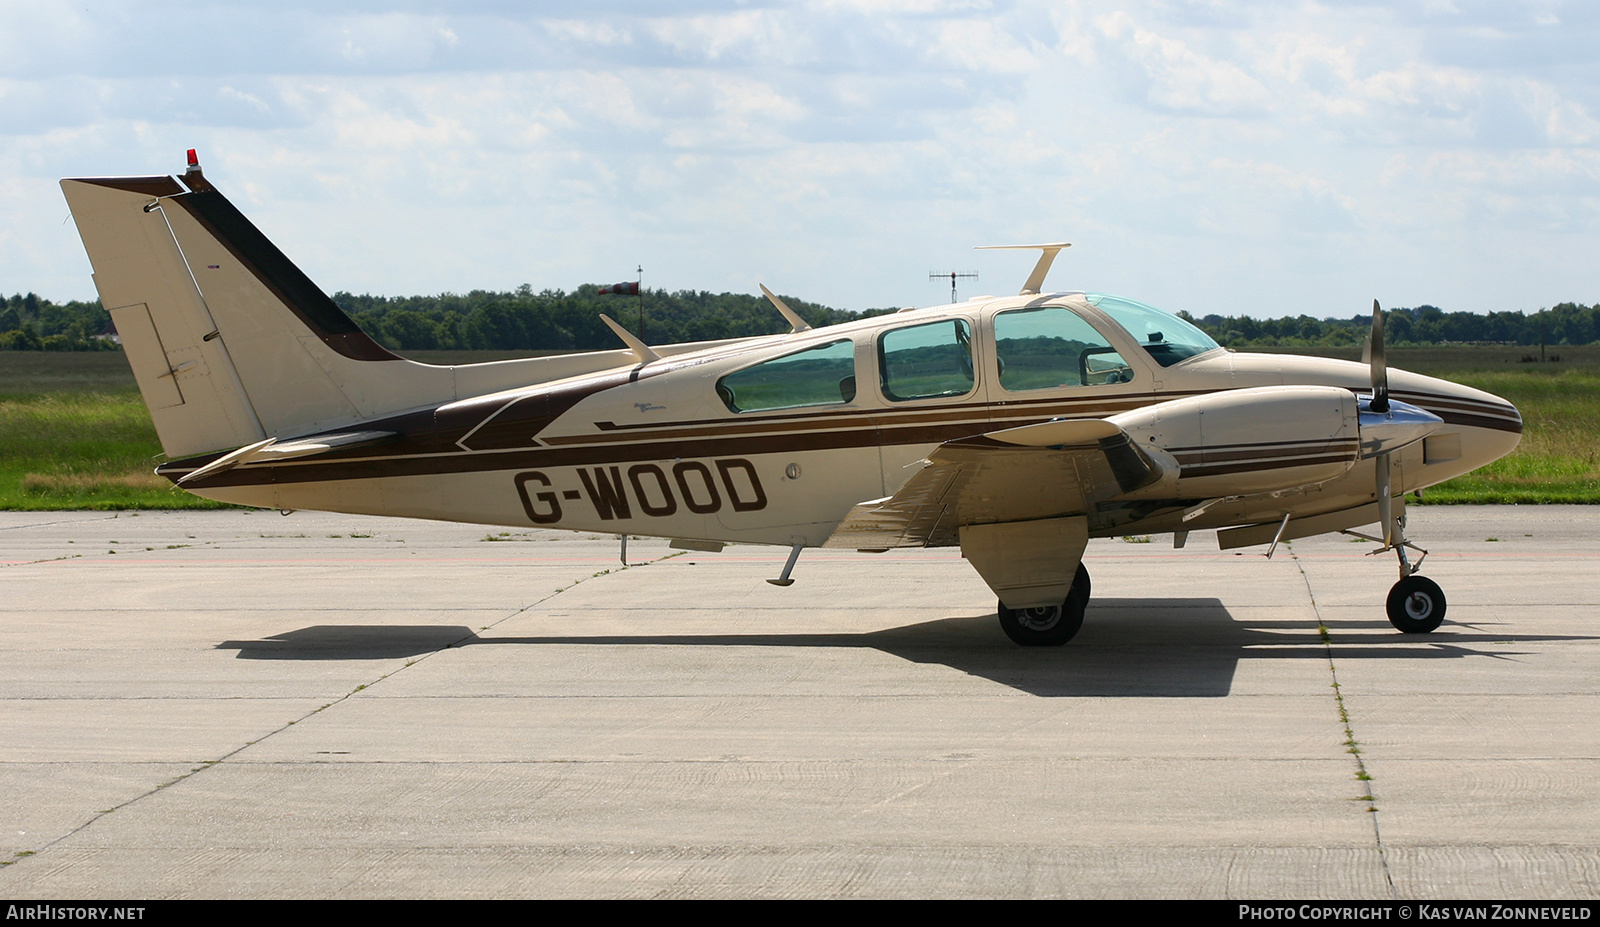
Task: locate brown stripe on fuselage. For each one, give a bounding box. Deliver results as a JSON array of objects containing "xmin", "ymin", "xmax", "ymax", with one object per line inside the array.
[
  {"xmin": 1165, "ymin": 437, "xmax": 1362, "ymax": 454},
  {"xmin": 163, "ymin": 417, "xmax": 1001, "ymax": 488},
  {"xmin": 554, "ymin": 396, "xmax": 1165, "ymax": 447},
  {"xmin": 1390, "ymin": 390, "xmax": 1521, "ymax": 433},
  {"xmin": 1169, "ymin": 440, "xmax": 1360, "ymax": 466},
  {"xmin": 583, "ymin": 388, "xmax": 1211, "ymax": 434},
  {"xmin": 159, "ymin": 370, "xmax": 1516, "ymax": 489},
  {"xmin": 1430, "ymin": 409, "xmax": 1524, "ymax": 434},
  {"xmin": 167, "ymin": 419, "xmax": 1355, "ymax": 491},
  {"xmin": 1177, "ymin": 454, "xmax": 1358, "ymax": 478},
  {"xmin": 562, "ymin": 386, "xmax": 1229, "ymax": 448}
]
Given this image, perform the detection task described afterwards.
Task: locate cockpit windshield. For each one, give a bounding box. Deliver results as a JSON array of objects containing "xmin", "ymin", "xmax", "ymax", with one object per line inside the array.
[{"xmin": 1085, "ymin": 293, "xmax": 1221, "ymax": 368}]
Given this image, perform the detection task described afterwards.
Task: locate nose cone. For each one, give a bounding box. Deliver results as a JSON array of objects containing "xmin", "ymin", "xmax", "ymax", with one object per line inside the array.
[
  {"xmin": 1359, "ymin": 399, "xmax": 1444, "ymax": 458},
  {"xmin": 1385, "ymin": 370, "xmax": 1522, "ymax": 482},
  {"xmin": 1389, "ymin": 372, "xmax": 1521, "ymax": 439}
]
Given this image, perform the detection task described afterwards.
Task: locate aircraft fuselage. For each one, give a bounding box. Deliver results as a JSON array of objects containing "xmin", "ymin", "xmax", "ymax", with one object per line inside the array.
[{"xmin": 164, "ymin": 294, "xmax": 1520, "ymax": 549}]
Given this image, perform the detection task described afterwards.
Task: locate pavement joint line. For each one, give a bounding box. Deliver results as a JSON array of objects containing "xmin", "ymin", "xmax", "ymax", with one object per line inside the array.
[
  {"xmin": 2, "ymin": 532, "xmax": 233, "ymax": 569},
  {"xmin": 0, "ymin": 513, "xmax": 126, "ymax": 532},
  {"xmin": 1288, "ymin": 542, "xmax": 1398, "ymax": 900},
  {"xmin": 2, "ymin": 545, "xmax": 685, "ymax": 872},
  {"xmin": 0, "ymin": 553, "xmax": 85, "ymax": 568}
]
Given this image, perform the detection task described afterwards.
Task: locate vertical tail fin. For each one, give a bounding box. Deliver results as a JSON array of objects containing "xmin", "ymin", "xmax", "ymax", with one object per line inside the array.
[
  {"xmin": 61, "ymin": 175, "xmax": 267, "ymax": 459},
  {"xmin": 61, "ymin": 170, "xmax": 453, "ymax": 460}
]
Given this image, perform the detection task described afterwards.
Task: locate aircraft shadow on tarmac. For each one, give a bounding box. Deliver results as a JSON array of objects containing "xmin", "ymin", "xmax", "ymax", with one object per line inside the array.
[{"xmin": 214, "ymin": 597, "xmax": 1572, "ymax": 698}]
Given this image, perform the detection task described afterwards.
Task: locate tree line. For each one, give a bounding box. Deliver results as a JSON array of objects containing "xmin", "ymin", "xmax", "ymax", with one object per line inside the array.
[
  {"xmin": 2, "ymin": 287, "xmax": 1597, "ymax": 353},
  {"xmin": 1180, "ymin": 302, "xmax": 1600, "ymax": 349},
  {"xmin": 0, "ymin": 286, "xmax": 881, "ymax": 353},
  {"xmin": 0, "ymin": 292, "xmax": 117, "ymax": 351},
  {"xmin": 332, "ymin": 285, "xmax": 885, "ymax": 352}
]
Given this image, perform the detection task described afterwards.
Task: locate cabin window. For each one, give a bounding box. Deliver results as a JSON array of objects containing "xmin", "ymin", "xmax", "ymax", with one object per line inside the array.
[
  {"xmin": 878, "ymin": 318, "xmax": 975, "ymax": 402},
  {"xmin": 994, "ymin": 306, "xmax": 1134, "ymax": 390},
  {"xmin": 716, "ymin": 339, "xmax": 857, "ymax": 413},
  {"xmin": 1084, "ymin": 293, "xmax": 1220, "ymax": 367}
]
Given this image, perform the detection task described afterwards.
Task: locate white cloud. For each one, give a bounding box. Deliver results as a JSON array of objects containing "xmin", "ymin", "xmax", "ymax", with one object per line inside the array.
[
  {"xmin": 1093, "ymin": 10, "xmax": 1272, "ymax": 116},
  {"xmin": 4, "ymin": 0, "xmax": 1597, "ymax": 319}
]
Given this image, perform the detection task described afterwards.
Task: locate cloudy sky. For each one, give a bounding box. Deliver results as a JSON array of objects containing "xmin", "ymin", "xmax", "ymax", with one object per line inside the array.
[{"xmin": 4, "ymin": 0, "xmax": 1597, "ymax": 320}]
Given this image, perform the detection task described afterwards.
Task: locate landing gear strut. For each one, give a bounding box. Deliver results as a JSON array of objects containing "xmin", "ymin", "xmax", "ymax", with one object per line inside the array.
[
  {"xmin": 997, "ymin": 564, "xmax": 1090, "ymax": 646},
  {"xmin": 1343, "ymin": 511, "xmax": 1447, "ymax": 634},
  {"xmin": 1380, "ymin": 512, "xmax": 1446, "ymax": 633}
]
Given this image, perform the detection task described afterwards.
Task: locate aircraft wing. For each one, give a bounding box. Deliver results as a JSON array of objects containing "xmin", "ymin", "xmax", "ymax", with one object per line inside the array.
[{"xmin": 823, "ymin": 418, "xmax": 1164, "ymax": 549}]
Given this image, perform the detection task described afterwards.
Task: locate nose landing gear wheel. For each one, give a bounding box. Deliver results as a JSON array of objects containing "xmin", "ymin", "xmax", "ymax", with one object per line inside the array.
[
  {"xmin": 1386, "ymin": 575, "xmax": 1446, "ymax": 634},
  {"xmin": 997, "ymin": 565, "xmax": 1090, "ymax": 646}
]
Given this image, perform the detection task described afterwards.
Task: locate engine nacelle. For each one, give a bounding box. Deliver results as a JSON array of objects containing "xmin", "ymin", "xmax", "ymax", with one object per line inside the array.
[{"xmin": 1110, "ymin": 385, "xmax": 1361, "ymax": 496}]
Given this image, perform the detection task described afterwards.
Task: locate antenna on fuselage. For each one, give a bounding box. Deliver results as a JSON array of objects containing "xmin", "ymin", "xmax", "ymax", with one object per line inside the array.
[
  {"xmin": 975, "ymin": 242, "xmax": 1071, "ymax": 295},
  {"xmin": 760, "ymin": 284, "xmax": 812, "ymax": 333},
  {"xmin": 598, "ymin": 314, "xmax": 660, "ymax": 364},
  {"xmin": 929, "ymin": 270, "xmax": 979, "ymax": 303}
]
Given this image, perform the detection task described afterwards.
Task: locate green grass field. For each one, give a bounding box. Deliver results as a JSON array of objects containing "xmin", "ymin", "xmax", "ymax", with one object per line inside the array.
[
  {"xmin": 1411, "ymin": 367, "xmax": 1600, "ymax": 503},
  {"xmin": 0, "ymin": 354, "xmax": 220, "ymax": 509},
  {"xmin": 1, "ymin": 345, "xmax": 1595, "ymax": 509}
]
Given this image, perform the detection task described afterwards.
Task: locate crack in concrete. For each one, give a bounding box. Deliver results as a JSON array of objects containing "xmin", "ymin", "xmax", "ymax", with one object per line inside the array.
[{"xmin": 1289, "ymin": 544, "xmax": 1399, "ymax": 899}]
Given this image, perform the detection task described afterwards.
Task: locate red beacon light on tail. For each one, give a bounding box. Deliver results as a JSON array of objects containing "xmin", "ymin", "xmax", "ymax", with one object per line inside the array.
[{"xmin": 180, "ymin": 148, "xmax": 214, "ymax": 193}]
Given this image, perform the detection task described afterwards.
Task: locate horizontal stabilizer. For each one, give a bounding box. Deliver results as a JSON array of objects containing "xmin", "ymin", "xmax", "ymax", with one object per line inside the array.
[{"xmin": 175, "ymin": 430, "xmax": 397, "ymax": 485}]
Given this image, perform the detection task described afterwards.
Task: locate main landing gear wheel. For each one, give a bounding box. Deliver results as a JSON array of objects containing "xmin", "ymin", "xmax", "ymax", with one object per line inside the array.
[
  {"xmin": 1386, "ymin": 575, "xmax": 1446, "ymax": 634},
  {"xmin": 997, "ymin": 565, "xmax": 1090, "ymax": 647}
]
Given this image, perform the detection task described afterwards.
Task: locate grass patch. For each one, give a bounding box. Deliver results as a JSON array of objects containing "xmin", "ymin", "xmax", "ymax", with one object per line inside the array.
[
  {"xmin": 1419, "ymin": 366, "xmax": 1600, "ymax": 504},
  {"xmin": 0, "ymin": 389, "xmax": 233, "ymax": 510}
]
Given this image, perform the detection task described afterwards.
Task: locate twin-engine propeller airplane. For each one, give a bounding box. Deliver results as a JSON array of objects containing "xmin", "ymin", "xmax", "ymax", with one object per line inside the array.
[{"xmin": 61, "ymin": 153, "xmax": 1522, "ymax": 645}]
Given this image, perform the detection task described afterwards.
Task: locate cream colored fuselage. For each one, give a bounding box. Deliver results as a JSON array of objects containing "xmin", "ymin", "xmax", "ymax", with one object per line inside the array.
[{"xmin": 186, "ymin": 294, "xmax": 1520, "ymax": 550}]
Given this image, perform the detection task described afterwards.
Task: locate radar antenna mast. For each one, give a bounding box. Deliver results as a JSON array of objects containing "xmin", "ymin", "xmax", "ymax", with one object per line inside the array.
[{"xmin": 929, "ymin": 270, "xmax": 979, "ymax": 303}]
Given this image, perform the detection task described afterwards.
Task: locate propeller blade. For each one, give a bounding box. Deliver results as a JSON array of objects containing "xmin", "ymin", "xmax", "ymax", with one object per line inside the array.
[{"xmin": 1368, "ymin": 299, "xmax": 1389, "ymax": 414}]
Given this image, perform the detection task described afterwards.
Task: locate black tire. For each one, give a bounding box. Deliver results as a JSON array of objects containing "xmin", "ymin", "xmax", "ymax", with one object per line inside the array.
[
  {"xmin": 1386, "ymin": 575, "xmax": 1446, "ymax": 634},
  {"xmin": 998, "ymin": 586, "xmax": 1087, "ymax": 647},
  {"xmin": 1073, "ymin": 563, "xmax": 1090, "ymax": 602}
]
